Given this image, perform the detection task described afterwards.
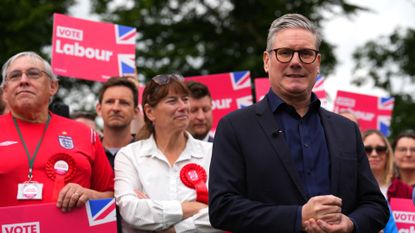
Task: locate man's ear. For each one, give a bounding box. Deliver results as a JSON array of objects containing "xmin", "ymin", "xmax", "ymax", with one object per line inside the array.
[
  {"xmin": 96, "ymin": 103, "xmax": 102, "ymax": 117},
  {"xmin": 49, "ymin": 80, "xmax": 59, "ymax": 96},
  {"xmin": 263, "ymin": 51, "xmax": 270, "ymax": 73}
]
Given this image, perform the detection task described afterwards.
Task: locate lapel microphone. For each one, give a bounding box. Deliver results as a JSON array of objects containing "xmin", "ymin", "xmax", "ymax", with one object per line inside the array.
[{"xmin": 272, "ymin": 129, "xmax": 284, "ymax": 138}]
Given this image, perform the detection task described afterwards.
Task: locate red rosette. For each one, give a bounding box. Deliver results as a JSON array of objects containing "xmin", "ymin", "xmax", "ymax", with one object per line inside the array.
[
  {"xmin": 180, "ymin": 163, "xmax": 208, "ymax": 204},
  {"xmin": 45, "ymin": 153, "xmax": 77, "ymax": 181},
  {"xmin": 45, "ymin": 153, "xmax": 77, "ymax": 200}
]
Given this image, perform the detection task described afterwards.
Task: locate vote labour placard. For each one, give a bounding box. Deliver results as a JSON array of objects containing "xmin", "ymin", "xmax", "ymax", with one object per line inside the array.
[
  {"xmin": 333, "ymin": 90, "xmax": 394, "ymax": 136},
  {"xmin": 0, "ymin": 199, "xmax": 116, "ymax": 233},
  {"xmin": 186, "ymin": 71, "xmax": 253, "ymax": 134},
  {"xmin": 390, "ymin": 198, "xmax": 415, "ymax": 232},
  {"xmin": 51, "ymin": 13, "xmax": 136, "ymax": 82}
]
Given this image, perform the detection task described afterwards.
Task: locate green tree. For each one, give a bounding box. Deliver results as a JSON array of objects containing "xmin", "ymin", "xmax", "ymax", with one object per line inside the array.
[
  {"xmin": 0, "ymin": 0, "xmax": 75, "ymax": 66},
  {"xmin": 1, "ymin": 0, "xmax": 365, "ymax": 111},
  {"xmin": 0, "ymin": 0, "xmax": 103, "ymax": 112},
  {"xmin": 91, "ymin": 0, "xmax": 365, "ymax": 80},
  {"xmin": 352, "ymin": 28, "xmax": 415, "ymax": 138}
]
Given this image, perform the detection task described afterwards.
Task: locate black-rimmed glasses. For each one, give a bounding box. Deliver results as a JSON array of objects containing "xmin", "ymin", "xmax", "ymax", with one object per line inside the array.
[
  {"xmin": 6, "ymin": 68, "xmax": 49, "ymax": 82},
  {"xmin": 268, "ymin": 48, "xmax": 319, "ymax": 64},
  {"xmin": 152, "ymin": 74, "xmax": 184, "ymax": 85},
  {"xmin": 364, "ymin": 145, "xmax": 387, "ymax": 155}
]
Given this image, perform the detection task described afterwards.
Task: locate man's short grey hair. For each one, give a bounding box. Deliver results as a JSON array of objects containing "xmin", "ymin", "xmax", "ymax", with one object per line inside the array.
[
  {"xmin": 266, "ymin": 13, "xmax": 322, "ymax": 51},
  {"xmin": 1, "ymin": 51, "xmax": 58, "ymax": 87}
]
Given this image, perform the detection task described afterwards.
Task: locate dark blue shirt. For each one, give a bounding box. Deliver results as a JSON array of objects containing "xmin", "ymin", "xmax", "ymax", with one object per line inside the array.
[
  {"xmin": 267, "ymin": 89, "xmax": 330, "ymax": 197},
  {"xmin": 267, "ymin": 89, "xmax": 331, "ymax": 232}
]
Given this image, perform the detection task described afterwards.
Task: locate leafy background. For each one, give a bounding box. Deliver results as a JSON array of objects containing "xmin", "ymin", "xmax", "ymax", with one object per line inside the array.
[{"xmin": 1, "ymin": 0, "xmax": 414, "ymax": 139}]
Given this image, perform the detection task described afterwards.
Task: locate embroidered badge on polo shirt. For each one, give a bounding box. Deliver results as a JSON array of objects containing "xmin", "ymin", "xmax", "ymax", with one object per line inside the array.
[{"xmin": 58, "ymin": 133, "xmax": 74, "ymax": 149}]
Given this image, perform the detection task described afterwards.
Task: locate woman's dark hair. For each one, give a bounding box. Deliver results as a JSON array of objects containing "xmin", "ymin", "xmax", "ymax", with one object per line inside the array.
[
  {"xmin": 136, "ymin": 74, "xmax": 189, "ymax": 140},
  {"xmin": 392, "ymin": 130, "xmax": 415, "ymax": 149}
]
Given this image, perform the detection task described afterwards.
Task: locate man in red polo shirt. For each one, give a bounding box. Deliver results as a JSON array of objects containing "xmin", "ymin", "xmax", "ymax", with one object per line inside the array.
[{"xmin": 0, "ymin": 51, "xmax": 114, "ymax": 212}]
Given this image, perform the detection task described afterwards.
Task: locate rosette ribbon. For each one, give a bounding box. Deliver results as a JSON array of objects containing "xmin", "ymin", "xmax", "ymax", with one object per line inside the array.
[
  {"xmin": 180, "ymin": 163, "xmax": 208, "ymax": 204},
  {"xmin": 45, "ymin": 153, "xmax": 76, "ymax": 201}
]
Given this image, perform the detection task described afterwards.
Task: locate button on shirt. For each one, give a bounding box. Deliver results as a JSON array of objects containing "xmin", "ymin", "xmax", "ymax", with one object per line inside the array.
[
  {"xmin": 114, "ymin": 132, "xmax": 221, "ymax": 233},
  {"xmin": 267, "ymin": 90, "xmax": 330, "ymax": 197}
]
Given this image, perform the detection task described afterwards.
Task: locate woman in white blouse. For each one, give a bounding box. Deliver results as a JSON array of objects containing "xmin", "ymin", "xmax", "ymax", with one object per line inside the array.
[{"xmin": 114, "ymin": 74, "xmax": 222, "ymax": 233}]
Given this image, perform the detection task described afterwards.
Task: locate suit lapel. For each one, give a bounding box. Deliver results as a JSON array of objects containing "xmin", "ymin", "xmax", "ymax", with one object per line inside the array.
[
  {"xmin": 319, "ymin": 109, "xmax": 341, "ymax": 195},
  {"xmin": 255, "ymin": 98, "xmax": 308, "ymax": 200}
]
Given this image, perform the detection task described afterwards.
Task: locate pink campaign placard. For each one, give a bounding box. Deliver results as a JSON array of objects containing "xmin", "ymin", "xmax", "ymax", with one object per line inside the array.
[
  {"xmin": 333, "ymin": 90, "xmax": 394, "ymax": 136},
  {"xmin": 51, "ymin": 13, "xmax": 136, "ymax": 82},
  {"xmin": 253, "ymin": 77, "xmax": 269, "ymax": 101},
  {"xmin": 254, "ymin": 75, "xmax": 327, "ymax": 107},
  {"xmin": 390, "ymin": 198, "xmax": 415, "ymax": 232},
  {"xmin": 0, "ymin": 199, "xmax": 116, "ymax": 233},
  {"xmin": 186, "ymin": 71, "xmax": 253, "ymax": 133}
]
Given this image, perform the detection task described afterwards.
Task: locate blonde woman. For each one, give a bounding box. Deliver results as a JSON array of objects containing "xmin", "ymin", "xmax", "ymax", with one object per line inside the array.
[{"xmin": 362, "ymin": 129, "xmax": 412, "ymax": 201}]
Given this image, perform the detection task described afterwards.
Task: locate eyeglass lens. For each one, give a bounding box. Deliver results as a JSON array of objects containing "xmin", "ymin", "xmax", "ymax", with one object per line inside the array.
[
  {"xmin": 7, "ymin": 68, "xmax": 44, "ymax": 81},
  {"xmin": 273, "ymin": 48, "xmax": 318, "ymax": 64}
]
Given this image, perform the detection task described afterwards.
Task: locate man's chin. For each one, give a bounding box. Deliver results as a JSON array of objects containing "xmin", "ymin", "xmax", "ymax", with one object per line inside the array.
[
  {"xmin": 108, "ymin": 123, "xmax": 129, "ymax": 130},
  {"xmin": 193, "ymin": 131, "xmax": 209, "ymax": 140}
]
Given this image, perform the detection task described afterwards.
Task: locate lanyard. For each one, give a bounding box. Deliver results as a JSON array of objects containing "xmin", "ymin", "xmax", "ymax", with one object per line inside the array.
[{"xmin": 12, "ymin": 114, "xmax": 51, "ymax": 181}]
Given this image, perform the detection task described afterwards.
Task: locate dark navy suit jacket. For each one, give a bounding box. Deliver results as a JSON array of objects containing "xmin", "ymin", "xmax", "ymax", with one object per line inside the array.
[{"xmin": 208, "ymin": 97, "xmax": 389, "ymax": 233}]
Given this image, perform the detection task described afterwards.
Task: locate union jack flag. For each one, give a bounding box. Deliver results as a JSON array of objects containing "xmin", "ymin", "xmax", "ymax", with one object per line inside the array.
[
  {"xmin": 378, "ymin": 115, "xmax": 392, "ymax": 136},
  {"xmin": 376, "ymin": 96, "xmax": 394, "ymax": 136},
  {"xmin": 86, "ymin": 198, "xmax": 116, "ymax": 226},
  {"xmin": 312, "ymin": 75, "xmax": 324, "ymax": 92},
  {"xmin": 118, "ymin": 54, "xmax": 136, "ymax": 76},
  {"xmin": 231, "ymin": 71, "xmax": 251, "ymax": 90},
  {"xmin": 378, "ymin": 96, "xmax": 394, "ymax": 111},
  {"xmin": 312, "ymin": 75, "xmax": 327, "ymax": 108},
  {"xmin": 236, "ymin": 95, "xmax": 253, "ymax": 109},
  {"xmin": 115, "ymin": 25, "xmax": 137, "ymax": 76},
  {"xmin": 115, "ymin": 25, "xmax": 137, "ymax": 45}
]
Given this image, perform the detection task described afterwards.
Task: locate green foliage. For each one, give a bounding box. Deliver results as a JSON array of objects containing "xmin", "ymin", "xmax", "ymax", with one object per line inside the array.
[
  {"xmin": 91, "ymin": 0, "xmax": 365, "ymax": 81},
  {"xmin": 1, "ymin": 0, "xmax": 365, "ymax": 111},
  {"xmin": 0, "ymin": 0, "xmax": 75, "ymax": 67},
  {"xmin": 352, "ymin": 28, "xmax": 415, "ymax": 137},
  {"xmin": 390, "ymin": 94, "xmax": 415, "ymax": 139}
]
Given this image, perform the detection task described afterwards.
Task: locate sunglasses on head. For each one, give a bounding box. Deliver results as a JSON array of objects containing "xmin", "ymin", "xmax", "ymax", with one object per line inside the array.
[
  {"xmin": 364, "ymin": 145, "xmax": 387, "ymax": 155},
  {"xmin": 152, "ymin": 74, "xmax": 184, "ymax": 85}
]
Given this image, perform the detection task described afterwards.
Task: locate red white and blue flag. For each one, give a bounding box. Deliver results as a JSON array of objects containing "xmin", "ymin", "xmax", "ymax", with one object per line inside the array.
[
  {"xmin": 333, "ymin": 90, "xmax": 394, "ymax": 136},
  {"xmin": 86, "ymin": 198, "xmax": 116, "ymax": 226},
  {"xmin": 313, "ymin": 75, "xmax": 327, "ymax": 106},
  {"xmin": 378, "ymin": 96, "xmax": 394, "ymax": 111},
  {"xmin": 231, "ymin": 71, "xmax": 251, "ymax": 90},
  {"xmin": 52, "ymin": 13, "xmax": 137, "ymax": 82},
  {"xmin": 186, "ymin": 71, "xmax": 253, "ymax": 134}
]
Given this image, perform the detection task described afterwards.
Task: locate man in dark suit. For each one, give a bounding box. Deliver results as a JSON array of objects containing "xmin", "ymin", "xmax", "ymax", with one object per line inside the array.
[{"xmin": 208, "ymin": 13, "xmax": 389, "ymax": 233}]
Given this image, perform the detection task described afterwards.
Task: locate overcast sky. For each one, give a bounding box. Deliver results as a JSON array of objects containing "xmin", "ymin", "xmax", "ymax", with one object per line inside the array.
[{"xmin": 322, "ymin": 0, "xmax": 415, "ymax": 105}]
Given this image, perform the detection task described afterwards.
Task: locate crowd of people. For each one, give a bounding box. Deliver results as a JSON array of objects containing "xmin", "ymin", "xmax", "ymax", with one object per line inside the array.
[{"xmin": 1, "ymin": 12, "xmax": 414, "ymax": 233}]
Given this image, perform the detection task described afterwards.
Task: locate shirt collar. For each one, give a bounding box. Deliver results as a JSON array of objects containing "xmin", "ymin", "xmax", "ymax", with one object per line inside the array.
[
  {"xmin": 266, "ymin": 88, "xmax": 321, "ymax": 113},
  {"xmin": 137, "ymin": 132, "xmax": 204, "ymax": 160}
]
